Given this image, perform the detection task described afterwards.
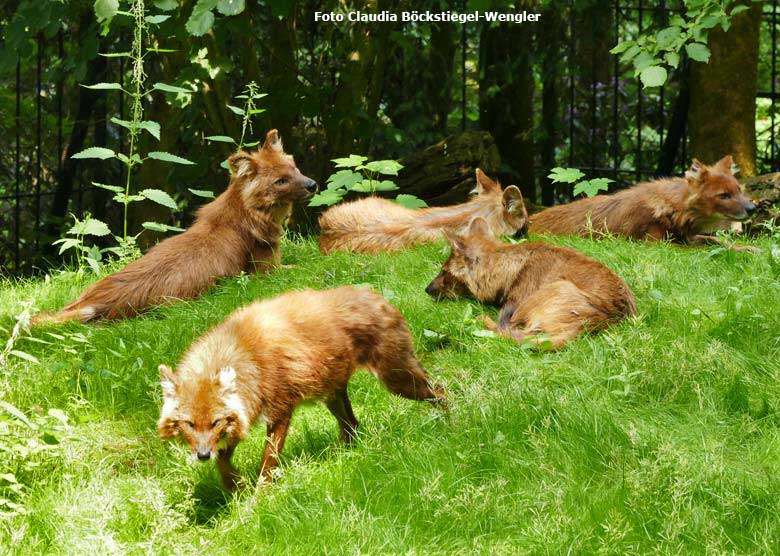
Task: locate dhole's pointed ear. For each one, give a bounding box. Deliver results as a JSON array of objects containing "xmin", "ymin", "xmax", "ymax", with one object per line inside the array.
[
  {"xmin": 228, "ymin": 151, "xmax": 254, "ymax": 178},
  {"xmin": 218, "ymin": 366, "xmax": 237, "ymax": 392},
  {"xmin": 502, "ymin": 185, "xmax": 526, "ymax": 216},
  {"xmin": 467, "ymin": 217, "xmax": 492, "ymax": 238},
  {"xmin": 159, "ymin": 364, "xmax": 176, "ymax": 398},
  {"xmin": 262, "ymin": 129, "xmax": 283, "ymax": 153},
  {"xmin": 714, "ymin": 155, "xmax": 736, "ymax": 174},
  {"xmin": 475, "ymin": 168, "xmax": 500, "ymax": 195},
  {"xmin": 443, "ymin": 229, "xmax": 468, "ymax": 254},
  {"xmin": 685, "ymin": 158, "xmax": 709, "ymax": 184}
]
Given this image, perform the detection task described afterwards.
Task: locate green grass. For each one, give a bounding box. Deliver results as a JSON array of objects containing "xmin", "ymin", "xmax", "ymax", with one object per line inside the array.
[{"xmin": 2, "ymin": 233, "xmax": 780, "ymax": 555}]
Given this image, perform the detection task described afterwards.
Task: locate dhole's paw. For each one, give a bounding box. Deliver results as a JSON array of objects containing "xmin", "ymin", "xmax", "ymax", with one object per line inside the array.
[{"xmin": 731, "ymin": 244, "xmax": 761, "ymax": 254}]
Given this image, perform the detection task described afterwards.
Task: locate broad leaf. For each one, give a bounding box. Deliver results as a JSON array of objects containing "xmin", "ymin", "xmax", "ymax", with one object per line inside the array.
[
  {"xmin": 137, "ymin": 120, "xmax": 161, "ymax": 140},
  {"xmin": 547, "ymin": 167, "xmax": 585, "ymax": 184},
  {"xmin": 94, "ymin": 0, "xmax": 119, "ymax": 21},
  {"xmin": 373, "ymin": 180, "xmax": 399, "ymax": 192},
  {"xmin": 363, "ymin": 160, "xmax": 403, "ymax": 176},
  {"xmin": 395, "ymin": 194, "xmax": 428, "ymax": 209},
  {"xmin": 639, "ymin": 65, "xmax": 667, "ymax": 88},
  {"xmin": 83, "ymin": 82, "xmax": 122, "ymax": 90},
  {"xmin": 153, "ymin": 82, "xmax": 193, "ymax": 94},
  {"xmin": 227, "ymin": 104, "xmax": 245, "ymax": 115},
  {"xmin": 217, "ymin": 0, "xmax": 245, "ymax": 15},
  {"xmin": 142, "ymin": 221, "xmax": 185, "ymax": 232},
  {"xmin": 112, "ymin": 193, "xmax": 144, "ymax": 204},
  {"xmin": 154, "ymin": 0, "xmax": 178, "ymax": 10},
  {"xmin": 186, "ymin": 0, "xmax": 218, "ymax": 36},
  {"xmin": 308, "ymin": 189, "xmax": 346, "ymax": 207},
  {"xmin": 188, "ymin": 188, "xmax": 216, "ymax": 198},
  {"xmin": 140, "ymin": 188, "xmax": 178, "ymax": 210},
  {"xmin": 205, "ymin": 135, "xmax": 235, "ymax": 143},
  {"xmin": 68, "ymin": 218, "xmax": 111, "ymax": 237},
  {"xmin": 91, "ymin": 182, "xmax": 123, "ymax": 193},
  {"xmin": 53, "ymin": 238, "xmax": 80, "ymax": 255},
  {"xmin": 573, "ymin": 178, "xmax": 613, "ymax": 198},
  {"xmin": 326, "ymin": 170, "xmax": 362, "ymax": 190},
  {"xmin": 147, "ymin": 151, "xmax": 196, "ymax": 165},
  {"xmin": 146, "ymin": 14, "xmax": 171, "ymax": 24},
  {"xmin": 99, "ymin": 52, "xmax": 131, "ymax": 58},
  {"xmin": 332, "ymin": 154, "xmax": 368, "ymax": 168},
  {"xmin": 685, "ymin": 42, "xmax": 711, "ymax": 63},
  {"xmin": 72, "ymin": 147, "xmax": 115, "ymax": 160}
]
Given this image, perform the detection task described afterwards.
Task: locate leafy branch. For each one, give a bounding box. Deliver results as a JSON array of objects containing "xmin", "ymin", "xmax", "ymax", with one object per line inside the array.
[{"xmin": 547, "ymin": 167, "xmax": 614, "ymax": 198}]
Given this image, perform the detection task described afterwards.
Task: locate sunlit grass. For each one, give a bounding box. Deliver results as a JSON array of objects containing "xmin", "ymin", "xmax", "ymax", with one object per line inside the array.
[{"xmin": 1, "ymin": 232, "xmax": 779, "ymax": 555}]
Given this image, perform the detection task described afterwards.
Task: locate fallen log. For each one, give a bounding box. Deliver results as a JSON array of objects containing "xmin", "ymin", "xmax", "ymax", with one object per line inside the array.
[{"xmin": 742, "ymin": 173, "xmax": 780, "ymax": 231}]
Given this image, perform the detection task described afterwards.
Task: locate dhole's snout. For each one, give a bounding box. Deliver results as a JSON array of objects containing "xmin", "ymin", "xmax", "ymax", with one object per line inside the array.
[
  {"xmin": 304, "ymin": 177, "xmax": 318, "ymax": 194},
  {"xmin": 744, "ymin": 199, "xmax": 757, "ymax": 215},
  {"xmin": 196, "ymin": 449, "xmax": 211, "ymax": 461}
]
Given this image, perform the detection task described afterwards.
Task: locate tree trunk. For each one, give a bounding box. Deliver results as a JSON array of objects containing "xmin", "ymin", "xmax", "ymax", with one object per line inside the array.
[
  {"xmin": 689, "ymin": 4, "xmax": 762, "ymax": 176},
  {"xmin": 539, "ymin": 1, "xmax": 564, "ymax": 206},
  {"xmin": 264, "ymin": 1, "xmax": 299, "ymax": 151},
  {"xmin": 424, "ymin": 2, "xmax": 457, "ymax": 134},
  {"xmin": 478, "ymin": 10, "xmax": 535, "ymax": 201},
  {"xmin": 656, "ymin": 60, "xmax": 690, "ymax": 177}
]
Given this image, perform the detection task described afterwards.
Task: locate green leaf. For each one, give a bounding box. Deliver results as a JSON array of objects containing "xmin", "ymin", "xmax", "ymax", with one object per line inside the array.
[
  {"xmin": 248, "ymin": 108, "xmax": 266, "ymax": 115},
  {"xmin": 332, "ymin": 154, "xmax": 368, "ymax": 168},
  {"xmin": 99, "ymin": 52, "xmax": 131, "ymax": 58},
  {"xmin": 685, "ymin": 42, "xmax": 711, "ymax": 63},
  {"xmin": 53, "ymin": 238, "xmax": 80, "ymax": 255},
  {"xmin": 573, "ymin": 178, "xmax": 613, "ymax": 198},
  {"xmin": 226, "ymin": 104, "xmax": 245, "ymax": 115},
  {"xmin": 188, "ymin": 188, "xmax": 216, "ymax": 198},
  {"xmin": 91, "ymin": 182, "xmax": 123, "ymax": 193},
  {"xmin": 142, "ymin": 222, "xmax": 185, "ymax": 233},
  {"xmin": 83, "ymin": 82, "xmax": 122, "ymax": 90},
  {"xmin": 68, "ymin": 218, "xmax": 111, "ymax": 237},
  {"xmin": 308, "ymin": 189, "xmax": 346, "ymax": 207},
  {"xmin": 373, "ymin": 180, "xmax": 399, "ymax": 192},
  {"xmin": 146, "ymin": 14, "xmax": 171, "ymax": 24},
  {"xmin": 639, "ymin": 65, "xmax": 667, "ymax": 88},
  {"xmin": 112, "ymin": 193, "xmax": 144, "ymax": 204},
  {"xmin": 140, "ymin": 188, "xmax": 178, "ymax": 210},
  {"xmin": 94, "ymin": 0, "xmax": 119, "ymax": 21},
  {"xmin": 147, "ymin": 151, "xmax": 196, "ymax": 165},
  {"xmin": 395, "ymin": 194, "xmax": 428, "ymax": 209},
  {"xmin": 363, "ymin": 160, "xmax": 404, "ymax": 176},
  {"xmin": 0, "ymin": 401, "xmax": 33, "ymax": 427},
  {"xmin": 326, "ymin": 170, "xmax": 363, "ymax": 190},
  {"xmin": 619, "ymin": 45, "xmax": 641, "ymax": 63},
  {"xmin": 656, "ymin": 26, "xmax": 681, "ymax": 49},
  {"xmin": 547, "ymin": 167, "xmax": 585, "ymax": 184},
  {"xmin": 85, "ymin": 257, "xmax": 102, "ymax": 274},
  {"xmin": 154, "ymin": 0, "xmax": 178, "ymax": 10},
  {"xmin": 72, "ymin": 147, "xmax": 115, "ymax": 160},
  {"xmin": 351, "ymin": 179, "xmax": 378, "ymax": 193},
  {"xmin": 206, "ymin": 135, "xmax": 236, "ymax": 143},
  {"xmin": 153, "ymin": 82, "xmax": 193, "ymax": 94},
  {"xmin": 731, "ymin": 5, "xmax": 749, "ymax": 16},
  {"xmin": 609, "ymin": 41, "xmax": 632, "ymax": 55},
  {"xmin": 664, "ymin": 51, "xmax": 680, "ymax": 69},
  {"xmin": 186, "ymin": 0, "xmax": 217, "ymax": 36},
  {"xmin": 217, "ymin": 0, "xmax": 245, "ymax": 15},
  {"xmin": 137, "ymin": 120, "xmax": 161, "ymax": 140},
  {"xmin": 700, "ymin": 14, "xmax": 720, "ymax": 29}
]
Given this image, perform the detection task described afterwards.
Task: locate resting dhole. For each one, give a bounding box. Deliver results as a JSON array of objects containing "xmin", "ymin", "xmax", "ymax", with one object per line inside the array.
[
  {"xmin": 426, "ymin": 218, "xmax": 636, "ymax": 349},
  {"xmin": 157, "ymin": 286, "xmax": 446, "ymax": 491},
  {"xmin": 318, "ymin": 169, "xmax": 528, "ymax": 254},
  {"xmin": 32, "ymin": 130, "xmax": 317, "ymax": 325},
  {"xmin": 529, "ymin": 156, "xmax": 757, "ymax": 249}
]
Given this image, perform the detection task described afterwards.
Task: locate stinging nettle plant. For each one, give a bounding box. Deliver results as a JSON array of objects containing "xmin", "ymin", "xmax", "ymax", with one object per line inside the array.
[
  {"xmin": 309, "ymin": 155, "xmax": 427, "ymax": 209},
  {"xmin": 65, "ymin": 0, "xmax": 195, "ymax": 268}
]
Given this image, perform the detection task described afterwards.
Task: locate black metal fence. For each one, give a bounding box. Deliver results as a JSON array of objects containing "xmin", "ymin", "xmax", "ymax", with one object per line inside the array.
[{"xmin": 1, "ymin": 1, "xmax": 779, "ymax": 275}]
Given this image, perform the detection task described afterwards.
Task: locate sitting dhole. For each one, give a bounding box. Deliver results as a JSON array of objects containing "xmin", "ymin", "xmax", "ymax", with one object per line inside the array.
[
  {"xmin": 32, "ymin": 130, "xmax": 317, "ymax": 325},
  {"xmin": 318, "ymin": 168, "xmax": 528, "ymax": 254},
  {"xmin": 426, "ymin": 218, "xmax": 636, "ymax": 349},
  {"xmin": 529, "ymin": 156, "xmax": 756, "ymax": 248},
  {"xmin": 157, "ymin": 286, "xmax": 446, "ymax": 491}
]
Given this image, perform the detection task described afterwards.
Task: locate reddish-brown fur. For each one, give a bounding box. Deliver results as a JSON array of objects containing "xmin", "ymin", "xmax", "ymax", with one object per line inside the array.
[
  {"xmin": 32, "ymin": 130, "xmax": 317, "ymax": 325},
  {"xmin": 318, "ymin": 169, "xmax": 528, "ymax": 254},
  {"xmin": 426, "ymin": 218, "xmax": 637, "ymax": 349},
  {"xmin": 157, "ymin": 286, "xmax": 446, "ymax": 491},
  {"xmin": 529, "ymin": 156, "xmax": 757, "ymax": 245}
]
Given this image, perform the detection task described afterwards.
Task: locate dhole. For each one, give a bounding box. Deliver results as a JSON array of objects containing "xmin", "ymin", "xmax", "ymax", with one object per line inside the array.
[
  {"xmin": 426, "ymin": 218, "xmax": 636, "ymax": 349},
  {"xmin": 157, "ymin": 286, "xmax": 446, "ymax": 491},
  {"xmin": 529, "ymin": 156, "xmax": 757, "ymax": 247},
  {"xmin": 318, "ymin": 169, "xmax": 528, "ymax": 254},
  {"xmin": 32, "ymin": 130, "xmax": 317, "ymax": 325}
]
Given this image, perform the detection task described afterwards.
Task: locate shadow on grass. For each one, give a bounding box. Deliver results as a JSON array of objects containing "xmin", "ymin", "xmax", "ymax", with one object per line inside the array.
[{"xmin": 188, "ymin": 477, "xmax": 234, "ymax": 526}]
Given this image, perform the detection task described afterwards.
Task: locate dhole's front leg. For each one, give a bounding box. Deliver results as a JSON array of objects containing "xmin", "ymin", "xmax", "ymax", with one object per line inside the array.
[
  {"xmin": 247, "ymin": 243, "xmax": 280, "ymax": 274},
  {"xmin": 258, "ymin": 414, "xmax": 291, "ymax": 486},
  {"xmin": 690, "ymin": 234, "xmax": 760, "ymax": 253},
  {"xmin": 216, "ymin": 441, "xmax": 241, "ymax": 491}
]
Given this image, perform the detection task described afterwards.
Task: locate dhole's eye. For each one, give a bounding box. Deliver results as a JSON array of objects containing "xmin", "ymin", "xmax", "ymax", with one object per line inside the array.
[
  {"xmin": 274, "ymin": 178, "xmax": 286, "ymax": 186},
  {"xmin": 211, "ymin": 419, "xmax": 223, "ymax": 429},
  {"xmin": 718, "ymin": 193, "xmax": 732, "ymax": 200},
  {"xmin": 183, "ymin": 421, "xmax": 194, "ymax": 429}
]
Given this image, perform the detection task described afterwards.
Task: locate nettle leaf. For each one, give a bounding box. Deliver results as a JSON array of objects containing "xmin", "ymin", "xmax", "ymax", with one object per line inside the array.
[
  {"xmin": 112, "ymin": 193, "xmax": 144, "ymax": 204},
  {"xmin": 91, "ymin": 182, "xmax": 123, "ymax": 193},
  {"xmin": 72, "ymin": 147, "xmax": 115, "ymax": 160},
  {"xmin": 639, "ymin": 65, "xmax": 667, "ymax": 88},
  {"xmin": 83, "ymin": 82, "xmax": 122, "ymax": 90},
  {"xmin": 188, "ymin": 188, "xmax": 215, "ymax": 198},
  {"xmin": 140, "ymin": 188, "xmax": 178, "ymax": 210},
  {"xmin": 137, "ymin": 120, "xmax": 161, "ymax": 140},
  {"xmin": 111, "ymin": 117, "xmax": 133, "ymax": 130},
  {"xmin": 309, "ymin": 189, "xmax": 346, "ymax": 207},
  {"xmin": 685, "ymin": 42, "xmax": 711, "ymax": 63},
  {"xmin": 53, "ymin": 238, "xmax": 80, "ymax": 255},
  {"xmin": 547, "ymin": 167, "xmax": 585, "ymax": 184},
  {"xmin": 146, "ymin": 14, "xmax": 171, "ymax": 24},
  {"xmin": 142, "ymin": 222, "xmax": 185, "ymax": 233},
  {"xmin": 226, "ymin": 104, "xmax": 245, "ymax": 115},
  {"xmin": 154, "ymin": 0, "xmax": 178, "ymax": 10},
  {"xmin": 148, "ymin": 151, "xmax": 196, "ymax": 165},
  {"xmin": 153, "ymin": 82, "xmax": 193, "ymax": 94},
  {"xmin": 94, "ymin": 0, "xmax": 119, "ymax": 21},
  {"xmin": 69, "ymin": 218, "xmax": 111, "ymax": 237},
  {"xmin": 332, "ymin": 154, "xmax": 368, "ymax": 168},
  {"xmin": 362, "ymin": 160, "xmax": 404, "ymax": 175},
  {"xmin": 395, "ymin": 194, "xmax": 428, "ymax": 209},
  {"xmin": 217, "ymin": 0, "xmax": 245, "ymax": 16},
  {"xmin": 186, "ymin": 0, "xmax": 218, "ymax": 36},
  {"xmin": 205, "ymin": 135, "xmax": 235, "ymax": 143},
  {"xmin": 573, "ymin": 178, "xmax": 613, "ymax": 198},
  {"xmin": 326, "ymin": 170, "xmax": 363, "ymax": 190},
  {"xmin": 99, "ymin": 52, "xmax": 131, "ymax": 58}
]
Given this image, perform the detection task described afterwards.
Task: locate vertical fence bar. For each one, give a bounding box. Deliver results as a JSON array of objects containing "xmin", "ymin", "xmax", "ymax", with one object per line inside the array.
[
  {"xmin": 773, "ymin": 0, "xmax": 777, "ymax": 170},
  {"xmin": 35, "ymin": 34, "xmax": 43, "ymax": 253},
  {"xmin": 568, "ymin": 2, "xmax": 575, "ymax": 168},
  {"xmin": 14, "ymin": 59, "xmax": 21, "ymax": 271},
  {"xmin": 613, "ymin": 0, "xmax": 620, "ymax": 182},
  {"xmin": 461, "ymin": 7, "xmax": 466, "ymax": 133},
  {"xmin": 636, "ymin": 0, "xmax": 643, "ymax": 181},
  {"xmin": 58, "ymin": 30, "xmax": 64, "ymax": 178},
  {"xmin": 658, "ymin": 0, "xmax": 666, "ymax": 165}
]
